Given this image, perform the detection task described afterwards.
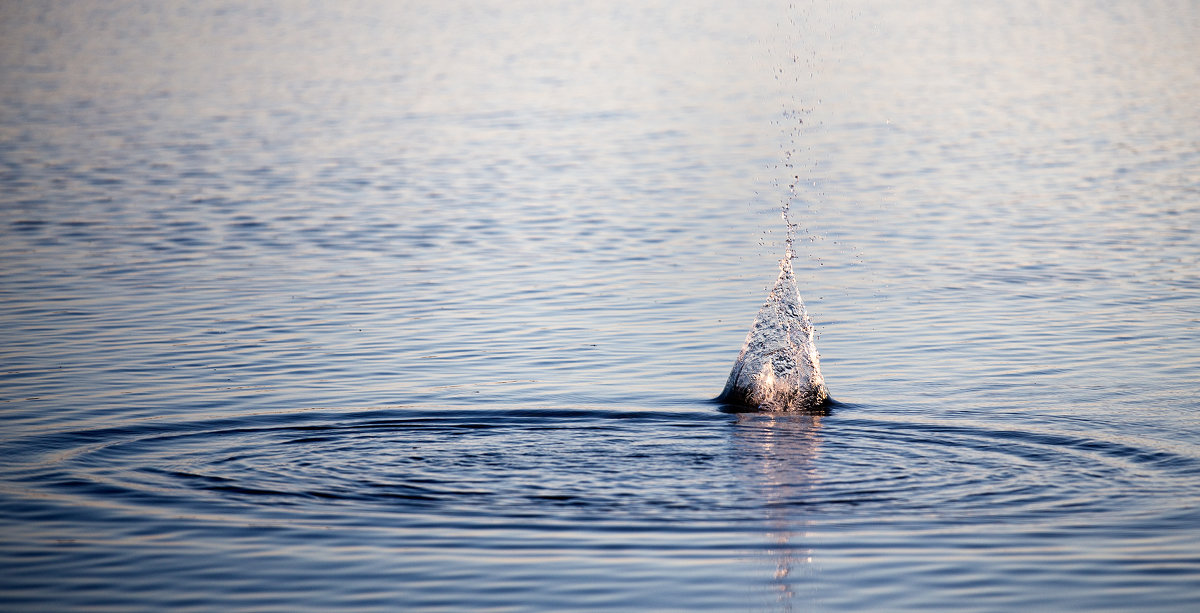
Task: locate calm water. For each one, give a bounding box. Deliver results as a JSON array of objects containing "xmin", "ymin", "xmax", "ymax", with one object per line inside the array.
[{"xmin": 2, "ymin": 1, "xmax": 1199, "ymax": 610}]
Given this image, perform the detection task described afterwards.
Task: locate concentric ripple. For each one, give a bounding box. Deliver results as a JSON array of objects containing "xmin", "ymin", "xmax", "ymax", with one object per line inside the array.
[
  {"xmin": 4, "ymin": 406, "xmax": 1200, "ymax": 611},
  {"xmin": 736, "ymin": 411, "xmax": 1198, "ymax": 522},
  {"xmin": 6, "ymin": 405, "xmax": 1195, "ymax": 531}
]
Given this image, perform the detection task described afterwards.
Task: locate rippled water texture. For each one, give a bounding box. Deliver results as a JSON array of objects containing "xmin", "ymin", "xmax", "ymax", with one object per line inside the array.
[{"xmin": 2, "ymin": 1, "xmax": 1199, "ymax": 611}]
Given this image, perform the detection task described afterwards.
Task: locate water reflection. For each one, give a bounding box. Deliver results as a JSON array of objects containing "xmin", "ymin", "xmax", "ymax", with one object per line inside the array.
[{"xmin": 732, "ymin": 412, "xmax": 823, "ymax": 612}]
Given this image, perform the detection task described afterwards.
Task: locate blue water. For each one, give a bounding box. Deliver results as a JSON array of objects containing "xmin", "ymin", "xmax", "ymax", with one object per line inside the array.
[{"xmin": 2, "ymin": 1, "xmax": 1199, "ymax": 610}]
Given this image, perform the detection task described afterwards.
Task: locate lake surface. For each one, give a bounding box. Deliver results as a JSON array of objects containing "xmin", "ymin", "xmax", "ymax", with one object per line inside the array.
[{"xmin": 2, "ymin": 1, "xmax": 1199, "ymax": 610}]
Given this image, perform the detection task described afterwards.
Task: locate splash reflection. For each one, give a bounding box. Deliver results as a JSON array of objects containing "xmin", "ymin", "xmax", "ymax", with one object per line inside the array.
[{"xmin": 732, "ymin": 412, "xmax": 823, "ymax": 611}]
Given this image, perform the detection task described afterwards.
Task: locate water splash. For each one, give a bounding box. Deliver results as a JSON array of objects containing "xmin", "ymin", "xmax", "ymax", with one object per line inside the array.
[
  {"xmin": 718, "ymin": 240, "xmax": 829, "ymax": 412},
  {"xmin": 719, "ymin": 26, "xmax": 829, "ymax": 413}
]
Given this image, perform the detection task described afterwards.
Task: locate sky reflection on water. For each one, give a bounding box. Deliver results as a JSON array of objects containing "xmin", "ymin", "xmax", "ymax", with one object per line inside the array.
[{"xmin": 1, "ymin": 1, "xmax": 1199, "ymax": 611}]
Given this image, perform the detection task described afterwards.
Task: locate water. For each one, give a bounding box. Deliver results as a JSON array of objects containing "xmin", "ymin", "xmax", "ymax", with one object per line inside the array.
[
  {"xmin": 717, "ymin": 252, "xmax": 829, "ymax": 411},
  {"xmin": 1, "ymin": 0, "xmax": 1198, "ymax": 610}
]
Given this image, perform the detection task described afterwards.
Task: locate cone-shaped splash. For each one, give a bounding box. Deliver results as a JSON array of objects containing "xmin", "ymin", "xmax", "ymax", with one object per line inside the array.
[{"xmin": 717, "ymin": 255, "xmax": 829, "ymax": 412}]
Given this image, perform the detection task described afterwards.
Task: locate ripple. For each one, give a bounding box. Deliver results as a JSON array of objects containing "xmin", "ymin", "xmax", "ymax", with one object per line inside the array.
[
  {"xmin": 6, "ymin": 406, "xmax": 1195, "ymax": 535},
  {"xmin": 729, "ymin": 408, "xmax": 1200, "ymax": 525}
]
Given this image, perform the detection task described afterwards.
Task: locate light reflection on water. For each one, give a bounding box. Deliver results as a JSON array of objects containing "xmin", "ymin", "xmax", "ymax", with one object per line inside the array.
[
  {"xmin": 1, "ymin": 0, "xmax": 1199, "ymax": 611},
  {"xmin": 733, "ymin": 413, "xmax": 824, "ymax": 611}
]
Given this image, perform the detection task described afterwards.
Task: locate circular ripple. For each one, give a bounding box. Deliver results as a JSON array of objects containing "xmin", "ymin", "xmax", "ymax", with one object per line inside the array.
[
  {"xmin": 13, "ymin": 408, "xmax": 743, "ymax": 525},
  {"xmin": 725, "ymin": 408, "xmax": 1198, "ymax": 524},
  {"xmin": 9, "ymin": 406, "xmax": 1197, "ymax": 529}
]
